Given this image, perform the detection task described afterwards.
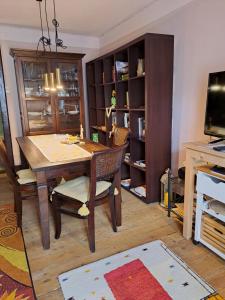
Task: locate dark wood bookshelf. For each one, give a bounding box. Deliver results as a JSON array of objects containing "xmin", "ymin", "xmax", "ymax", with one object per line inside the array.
[{"xmin": 86, "ymin": 33, "xmax": 174, "ymax": 203}]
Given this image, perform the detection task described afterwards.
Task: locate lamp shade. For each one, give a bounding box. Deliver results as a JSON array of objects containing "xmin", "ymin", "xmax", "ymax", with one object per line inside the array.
[
  {"xmin": 50, "ymin": 73, "xmax": 56, "ymax": 92},
  {"xmin": 56, "ymin": 68, "xmax": 63, "ymax": 89},
  {"xmin": 44, "ymin": 73, "xmax": 50, "ymax": 91}
]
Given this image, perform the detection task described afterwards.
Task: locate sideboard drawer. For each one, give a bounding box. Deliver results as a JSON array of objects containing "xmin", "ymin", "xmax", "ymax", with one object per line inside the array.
[{"xmin": 197, "ymin": 172, "xmax": 225, "ymax": 203}]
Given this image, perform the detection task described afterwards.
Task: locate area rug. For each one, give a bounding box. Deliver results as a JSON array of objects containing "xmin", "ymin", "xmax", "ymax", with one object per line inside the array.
[
  {"xmin": 59, "ymin": 240, "xmax": 220, "ymax": 300},
  {"xmin": 0, "ymin": 204, "xmax": 36, "ymax": 300}
]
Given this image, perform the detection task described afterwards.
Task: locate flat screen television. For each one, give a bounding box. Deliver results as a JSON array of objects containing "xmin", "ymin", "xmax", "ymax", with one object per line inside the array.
[{"xmin": 204, "ymin": 71, "xmax": 225, "ymax": 138}]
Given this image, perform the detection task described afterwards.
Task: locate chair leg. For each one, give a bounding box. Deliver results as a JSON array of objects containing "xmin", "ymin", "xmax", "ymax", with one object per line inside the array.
[
  {"xmin": 109, "ymin": 193, "xmax": 117, "ymax": 232},
  {"xmin": 14, "ymin": 188, "xmax": 22, "ymax": 227},
  {"xmin": 87, "ymin": 206, "xmax": 95, "ymax": 252},
  {"xmin": 52, "ymin": 196, "xmax": 62, "ymax": 239}
]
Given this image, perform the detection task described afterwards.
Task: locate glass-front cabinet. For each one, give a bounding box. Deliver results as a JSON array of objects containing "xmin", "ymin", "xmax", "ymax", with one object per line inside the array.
[{"xmin": 11, "ymin": 49, "xmax": 85, "ymax": 136}]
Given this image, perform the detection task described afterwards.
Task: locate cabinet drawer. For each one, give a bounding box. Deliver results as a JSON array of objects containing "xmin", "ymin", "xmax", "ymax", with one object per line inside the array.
[
  {"xmin": 197, "ymin": 172, "xmax": 225, "ymax": 202},
  {"xmin": 201, "ymin": 215, "xmax": 225, "ymax": 254}
]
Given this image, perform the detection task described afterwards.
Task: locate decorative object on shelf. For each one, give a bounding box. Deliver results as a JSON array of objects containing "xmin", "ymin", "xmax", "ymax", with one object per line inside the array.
[
  {"xmin": 80, "ymin": 124, "xmax": 84, "ymax": 140},
  {"xmin": 92, "ymin": 133, "xmax": 99, "ymax": 143},
  {"xmin": 106, "ymin": 106, "xmax": 113, "ymax": 119},
  {"xmin": 115, "ymin": 61, "xmax": 128, "ymax": 80},
  {"xmin": 137, "ymin": 58, "xmax": 144, "ymax": 76},
  {"xmin": 111, "ymin": 90, "xmax": 117, "ymax": 107},
  {"xmin": 109, "ymin": 123, "xmax": 116, "ymax": 139},
  {"xmin": 125, "ymin": 91, "xmax": 129, "ymax": 108},
  {"xmin": 160, "ymin": 168, "xmax": 170, "ymax": 208},
  {"xmin": 36, "ymin": 0, "xmax": 67, "ymax": 92}
]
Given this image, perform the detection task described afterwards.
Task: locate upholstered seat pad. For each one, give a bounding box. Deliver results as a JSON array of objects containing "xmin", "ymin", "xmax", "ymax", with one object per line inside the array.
[
  {"xmin": 53, "ymin": 176, "xmax": 111, "ymax": 203},
  {"xmin": 16, "ymin": 169, "xmax": 36, "ymax": 185}
]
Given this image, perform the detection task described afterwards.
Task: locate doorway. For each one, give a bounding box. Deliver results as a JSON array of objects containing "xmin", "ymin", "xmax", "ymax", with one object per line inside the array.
[{"xmin": 0, "ymin": 49, "xmax": 13, "ymax": 166}]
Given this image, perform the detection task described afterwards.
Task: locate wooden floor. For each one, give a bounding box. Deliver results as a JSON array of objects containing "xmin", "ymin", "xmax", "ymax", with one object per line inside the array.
[{"xmin": 1, "ymin": 173, "xmax": 225, "ymax": 299}]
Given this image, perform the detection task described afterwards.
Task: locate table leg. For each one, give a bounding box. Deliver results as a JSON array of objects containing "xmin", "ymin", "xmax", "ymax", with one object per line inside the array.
[
  {"xmin": 183, "ymin": 151, "xmax": 196, "ymax": 239},
  {"xmin": 36, "ymin": 171, "xmax": 50, "ymax": 249},
  {"xmin": 115, "ymin": 170, "xmax": 122, "ymax": 226}
]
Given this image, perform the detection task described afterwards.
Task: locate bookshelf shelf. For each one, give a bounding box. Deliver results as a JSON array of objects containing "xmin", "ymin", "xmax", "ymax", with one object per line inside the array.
[
  {"xmin": 86, "ymin": 33, "xmax": 174, "ymax": 204},
  {"xmin": 124, "ymin": 160, "xmax": 146, "ymax": 172},
  {"xmin": 129, "ymin": 74, "xmax": 145, "ymax": 81}
]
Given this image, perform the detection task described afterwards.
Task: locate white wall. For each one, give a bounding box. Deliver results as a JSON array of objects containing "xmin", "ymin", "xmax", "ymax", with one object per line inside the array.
[
  {"xmin": 98, "ymin": 0, "xmax": 225, "ymax": 172},
  {"xmin": 0, "ymin": 25, "xmax": 100, "ymax": 165}
]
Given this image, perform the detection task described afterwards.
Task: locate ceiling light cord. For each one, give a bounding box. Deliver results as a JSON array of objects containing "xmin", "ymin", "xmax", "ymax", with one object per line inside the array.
[
  {"xmin": 44, "ymin": 0, "xmax": 51, "ymax": 52},
  {"xmin": 52, "ymin": 0, "xmax": 67, "ymax": 52},
  {"xmin": 36, "ymin": 0, "xmax": 51, "ymax": 53},
  {"xmin": 36, "ymin": 0, "xmax": 66, "ymax": 54}
]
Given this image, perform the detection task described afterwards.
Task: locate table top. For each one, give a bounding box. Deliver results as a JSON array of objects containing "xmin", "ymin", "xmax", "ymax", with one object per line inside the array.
[
  {"xmin": 17, "ymin": 136, "xmax": 108, "ymax": 171},
  {"xmin": 184, "ymin": 141, "xmax": 225, "ymax": 158}
]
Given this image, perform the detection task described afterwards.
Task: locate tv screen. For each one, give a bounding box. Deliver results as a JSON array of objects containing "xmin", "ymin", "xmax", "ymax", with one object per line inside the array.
[{"xmin": 204, "ymin": 71, "xmax": 225, "ymax": 138}]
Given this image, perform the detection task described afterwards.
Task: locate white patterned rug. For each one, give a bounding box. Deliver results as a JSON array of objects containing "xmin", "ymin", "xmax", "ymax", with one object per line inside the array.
[{"xmin": 59, "ymin": 240, "xmax": 216, "ymax": 300}]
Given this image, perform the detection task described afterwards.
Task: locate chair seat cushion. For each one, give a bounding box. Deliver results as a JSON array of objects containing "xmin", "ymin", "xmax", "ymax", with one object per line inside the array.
[
  {"xmin": 16, "ymin": 169, "xmax": 36, "ymax": 185},
  {"xmin": 53, "ymin": 176, "xmax": 111, "ymax": 204}
]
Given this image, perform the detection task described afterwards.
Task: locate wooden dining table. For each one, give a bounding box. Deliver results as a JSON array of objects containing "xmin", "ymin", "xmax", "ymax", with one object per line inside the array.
[{"xmin": 17, "ymin": 135, "xmax": 122, "ymax": 249}]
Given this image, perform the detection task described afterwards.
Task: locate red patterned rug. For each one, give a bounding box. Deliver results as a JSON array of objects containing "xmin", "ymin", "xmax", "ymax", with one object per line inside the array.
[{"xmin": 0, "ymin": 204, "xmax": 36, "ymax": 300}]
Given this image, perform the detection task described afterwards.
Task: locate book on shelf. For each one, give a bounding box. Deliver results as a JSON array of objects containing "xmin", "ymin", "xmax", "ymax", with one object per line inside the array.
[
  {"xmin": 130, "ymin": 185, "xmax": 146, "ymax": 198},
  {"xmin": 124, "ymin": 112, "xmax": 129, "ymax": 128},
  {"xmin": 138, "ymin": 117, "xmax": 145, "ymax": 138}
]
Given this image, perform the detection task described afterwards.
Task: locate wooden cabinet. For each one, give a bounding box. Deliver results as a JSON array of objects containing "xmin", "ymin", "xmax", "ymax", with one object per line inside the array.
[
  {"xmin": 11, "ymin": 49, "xmax": 85, "ymax": 136},
  {"xmin": 86, "ymin": 33, "xmax": 174, "ymax": 203}
]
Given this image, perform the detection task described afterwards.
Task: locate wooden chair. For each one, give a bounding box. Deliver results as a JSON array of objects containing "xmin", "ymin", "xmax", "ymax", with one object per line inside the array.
[
  {"xmin": 0, "ymin": 138, "xmax": 37, "ymax": 227},
  {"xmin": 112, "ymin": 127, "xmax": 129, "ymax": 147},
  {"xmin": 52, "ymin": 143, "xmax": 128, "ymax": 252}
]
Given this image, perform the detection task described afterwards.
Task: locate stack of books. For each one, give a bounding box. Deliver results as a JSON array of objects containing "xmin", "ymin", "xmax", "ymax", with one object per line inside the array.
[
  {"xmin": 130, "ymin": 185, "xmax": 146, "ymax": 198},
  {"xmin": 133, "ymin": 160, "xmax": 146, "ymax": 168},
  {"xmin": 121, "ymin": 178, "xmax": 131, "ymax": 188}
]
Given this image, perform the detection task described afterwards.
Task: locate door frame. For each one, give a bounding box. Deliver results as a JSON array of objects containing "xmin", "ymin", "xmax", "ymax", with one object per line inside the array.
[{"xmin": 0, "ymin": 49, "xmax": 13, "ymax": 165}]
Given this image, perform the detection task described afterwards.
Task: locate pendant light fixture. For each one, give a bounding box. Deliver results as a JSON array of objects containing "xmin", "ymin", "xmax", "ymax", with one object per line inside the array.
[{"xmin": 36, "ymin": 0, "xmax": 67, "ymax": 92}]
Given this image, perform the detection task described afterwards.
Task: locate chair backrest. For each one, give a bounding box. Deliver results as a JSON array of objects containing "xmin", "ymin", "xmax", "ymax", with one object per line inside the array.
[
  {"xmin": 90, "ymin": 143, "xmax": 128, "ymax": 191},
  {"xmin": 0, "ymin": 138, "xmax": 17, "ymax": 186},
  {"xmin": 112, "ymin": 127, "xmax": 129, "ymax": 147}
]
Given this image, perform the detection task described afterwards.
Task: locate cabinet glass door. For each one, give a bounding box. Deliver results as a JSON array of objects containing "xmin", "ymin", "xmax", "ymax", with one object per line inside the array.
[
  {"xmin": 26, "ymin": 99, "xmax": 54, "ymax": 133},
  {"xmin": 22, "ymin": 61, "xmax": 49, "ymax": 98},
  {"xmin": 55, "ymin": 62, "xmax": 80, "ymax": 97},
  {"xmin": 53, "ymin": 61, "xmax": 82, "ymax": 132},
  {"xmin": 56, "ymin": 98, "xmax": 80, "ymax": 131}
]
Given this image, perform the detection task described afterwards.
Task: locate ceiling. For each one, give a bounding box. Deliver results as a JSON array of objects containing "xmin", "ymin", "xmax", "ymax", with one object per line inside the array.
[{"xmin": 0, "ymin": 0, "xmax": 158, "ymax": 37}]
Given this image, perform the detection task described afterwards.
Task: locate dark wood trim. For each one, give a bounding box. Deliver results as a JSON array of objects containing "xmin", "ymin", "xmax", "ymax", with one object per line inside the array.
[
  {"xmin": 86, "ymin": 33, "xmax": 174, "ymax": 63},
  {"xmin": 10, "ymin": 49, "xmax": 85, "ymax": 60},
  {"xmin": 0, "ymin": 49, "xmax": 14, "ymax": 166}
]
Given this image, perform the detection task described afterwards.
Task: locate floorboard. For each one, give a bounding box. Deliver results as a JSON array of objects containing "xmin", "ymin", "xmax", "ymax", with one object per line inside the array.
[{"xmin": 0, "ymin": 174, "xmax": 224, "ymax": 299}]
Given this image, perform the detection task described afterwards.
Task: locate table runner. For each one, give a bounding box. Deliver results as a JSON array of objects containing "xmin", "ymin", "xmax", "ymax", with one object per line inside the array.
[{"xmin": 28, "ymin": 134, "xmax": 92, "ymax": 162}]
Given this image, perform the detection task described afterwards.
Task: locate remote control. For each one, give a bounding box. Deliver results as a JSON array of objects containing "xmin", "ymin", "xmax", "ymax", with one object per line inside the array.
[{"xmin": 213, "ymin": 145, "xmax": 225, "ymax": 151}]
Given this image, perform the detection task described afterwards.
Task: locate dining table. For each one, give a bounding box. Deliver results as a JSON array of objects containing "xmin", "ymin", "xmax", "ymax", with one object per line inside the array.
[{"xmin": 17, "ymin": 134, "xmax": 122, "ymax": 249}]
